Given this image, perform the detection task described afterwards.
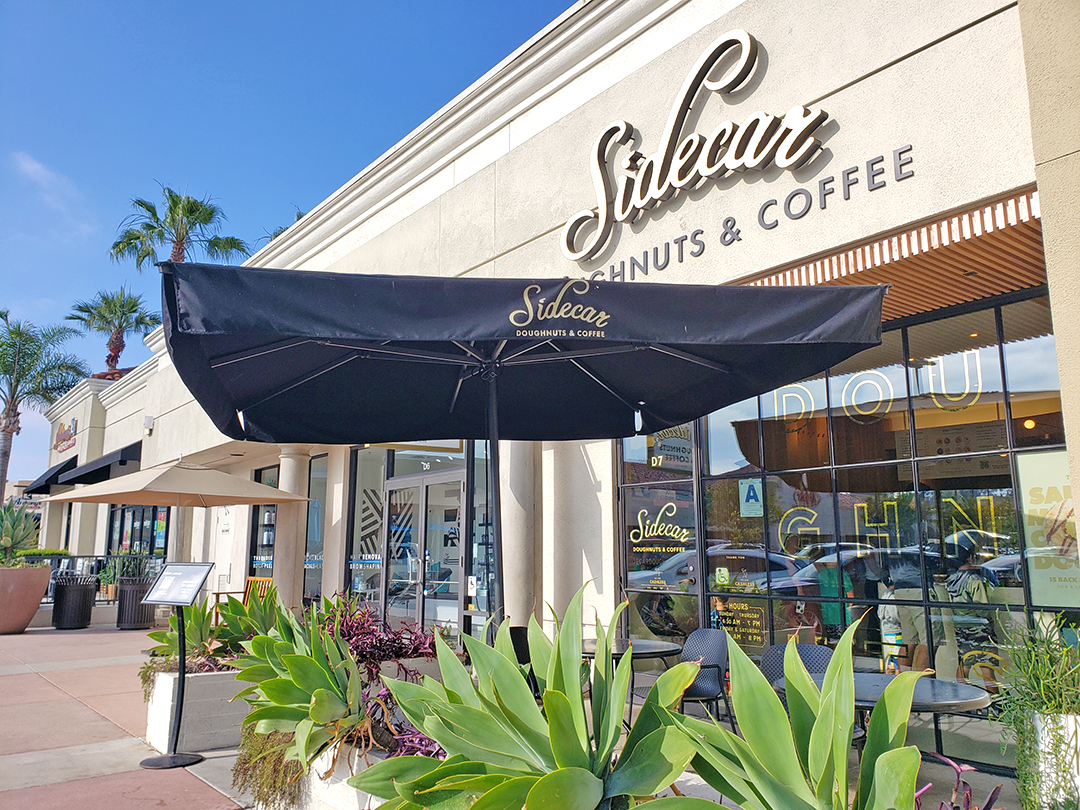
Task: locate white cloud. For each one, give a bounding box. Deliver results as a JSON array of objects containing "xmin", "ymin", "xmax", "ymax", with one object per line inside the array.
[
  {"xmin": 11, "ymin": 152, "xmax": 81, "ymax": 211},
  {"xmin": 9, "ymin": 152, "xmax": 96, "ymax": 236}
]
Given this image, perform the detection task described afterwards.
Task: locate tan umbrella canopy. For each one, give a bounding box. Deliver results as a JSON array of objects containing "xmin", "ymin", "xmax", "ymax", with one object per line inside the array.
[{"xmin": 45, "ymin": 460, "xmax": 308, "ymax": 507}]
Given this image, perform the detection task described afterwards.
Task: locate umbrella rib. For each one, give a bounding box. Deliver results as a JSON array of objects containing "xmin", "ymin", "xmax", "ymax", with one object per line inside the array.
[
  {"xmin": 503, "ymin": 343, "xmax": 642, "ymax": 365},
  {"xmin": 648, "ymin": 344, "xmax": 732, "ymax": 374},
  {"xmin": 318, "ymin": 340, "xmax": 477, "ymax": 367},
  {"xmin": 210, "ymin": 338, "xmax": 314, "ymax": 369},
  {"xmin": 241, "ymin": 353, "xmax": 362, "ymax": 412},
  {"xmin": 452, "ymin": 341, "xmax": 485, "ymax": 362}
]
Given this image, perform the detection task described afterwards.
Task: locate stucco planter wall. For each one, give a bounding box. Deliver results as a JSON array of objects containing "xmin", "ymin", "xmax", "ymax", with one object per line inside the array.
[
  {"xmin": 0, "ymin": 566, "xmax": 51, "ymax": 634},
  {"xmin": 146, "ymin": 670, "xmax": 249, "ymax": 753},
  {"xmin": 292, "ymin": 746, "xmax": 384, "ymax": 810}
]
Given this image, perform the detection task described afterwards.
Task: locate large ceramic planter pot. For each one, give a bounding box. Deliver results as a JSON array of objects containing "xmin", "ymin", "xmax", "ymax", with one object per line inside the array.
[
  {"xmin": 1035, "ymin": 713, "xmax": 1080, "ymax": 808},
  {"xmin": 146, "ymin": 670, "xmax": 250, "ymax": 753},
  {"xmin": 0, "ymin": 566, "xmax": 51, "ymax": 634}
]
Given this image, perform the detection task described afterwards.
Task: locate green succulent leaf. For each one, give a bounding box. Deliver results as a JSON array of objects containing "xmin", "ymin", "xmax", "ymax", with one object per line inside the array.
[
  {"xmin": 258, "ymin": 677, "xmax": 313, "ymax": 707},
  {"xmin": 727, "ymin": 638, "xmax": 809, "ymax": 799},
  {"xmin": 461, "ymin": 632, "xmax": 548, "ymax": 737},
  {"xmin": 468, "ymin": 776, "xmax": 539, "ymax": 810},
  {"xmin": 524, "ymin": 768, "xmax": 603, "ymax": 810},
  {"xmin": 310, "ymin": 688, "xmax": 349, "ymax": 724},
  {"xmin": 282, "ymin": 653, "xmax": 338, "ymax": 696},
  {"xmin": 347, "ymin": 755, "xmax": 443, "ymax": 799},
  {"xmin": 242, "ymin": 705, "xmax": 309, "ymax": 725},
  {"xmin": 543, "ymin": 690, "xmax": 591, "ymax": 770},
  {"xmin": 782, "ymin": 639, "xmax": 820, "ymax": 776},
  {"xmin": 606, "ymin": 726, "xmax": 696, "ymax": 798},
  {"xmin": 435, "ymin": 632, "xmax": 480, "ymax": 708},
  {"xmin": 863, "ymin": 746, "xmax": 921, "ymax": 810},
  {"xmin": 854, "ymin": 670, "xmax": 924, "ymax": 810},
  {"xmin": 526, "ymin": 615, "xmax": 552, "ymax": 694}
]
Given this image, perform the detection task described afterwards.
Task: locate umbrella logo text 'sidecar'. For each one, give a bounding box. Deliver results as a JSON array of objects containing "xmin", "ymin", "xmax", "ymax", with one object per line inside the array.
[
  {"xmin": 509, "ymin": 279, "xmax": 611, "ymax": 336},
  {"xmin": 561, "ymin": 29, "xmax": 830, "ymax": 262}
]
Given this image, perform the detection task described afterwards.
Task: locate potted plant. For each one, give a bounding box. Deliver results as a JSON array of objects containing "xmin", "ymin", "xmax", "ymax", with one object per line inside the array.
[
  {"xmin": 996, "ymin": 615, "xmax": 1080, "ymax": 809},
  {"xmin": 98, "ymin": 558, "xmax": 117, "ymax": 599},
  {"xmin": 0, "ymin": 503, "xmax": 50, "ymax": 634}
]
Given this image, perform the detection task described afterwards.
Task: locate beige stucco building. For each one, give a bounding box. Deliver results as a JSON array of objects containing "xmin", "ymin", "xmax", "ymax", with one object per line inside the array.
[{"xmin": 30, "ymin": 0, "xmax": 1079, "ymax": 769}]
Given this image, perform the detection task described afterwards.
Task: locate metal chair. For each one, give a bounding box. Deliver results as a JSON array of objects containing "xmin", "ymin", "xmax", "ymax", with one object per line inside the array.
[{"xmin": 679, "ymin": 627, "xmax": 737, "ymax": 732}]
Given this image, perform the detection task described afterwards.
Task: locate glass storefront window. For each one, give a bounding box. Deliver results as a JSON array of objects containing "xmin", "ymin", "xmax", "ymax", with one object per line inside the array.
[
  {"xmin": 828, "ymin": 331, "xmax": 910, "ymax": 465},
  {"xmin": 907, "ymin": 310, "xmax": 1007, "ymax": 456},
  {"xmin": 761, "ymin": 373, "xmax": 829, "ymax": 471},
  {"xmin": 250, "ymin": 465, "xmax": 279, "ymax": 577},
  {"xmin": 1016, "ymin": 449, "xmax": 1079, "ymax": 608},
  {"xmin": 390, "ymin": 442, "xmax": 465, "ymax": 477},
  {"xmin": 1003, "ymin": 297, "xmax": 1064, "ymax": 448},
  {"xmin": 618, "ymin": 291, "xmax": 1066, "ymax": 769},
  {"xmin": 304, "ymin": 455, "xmax": 328, "ymax": 603},
  {"xmin": 624, "ymin": 483, "xmax": 696, "ymax": 592},
  {"xmin": 628, "ymin": 590, "xmax": 699, "ymax": 649},
  {"xmin": 916, "ymin": 461, "xmax": 1019, "ymax": 593},
  {"xmin": 705, "ymin": 397, "xmax": 760, "ymax": 476},
  {"xmin": 622, "ymin": 426, "xmax": 694, "ymax": 484},
  {"xmin": 347, "ymin": 448, "xmax": 387, "ymax": 600}
]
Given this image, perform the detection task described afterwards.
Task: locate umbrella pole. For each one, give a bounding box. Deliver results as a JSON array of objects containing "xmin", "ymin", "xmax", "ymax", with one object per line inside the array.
[{"xmin": 488, "ymin": 373, "xmax": 504, "ymax": 628}]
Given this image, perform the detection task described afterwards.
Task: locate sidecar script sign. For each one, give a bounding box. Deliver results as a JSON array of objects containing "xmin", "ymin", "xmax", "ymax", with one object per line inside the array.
[
  {"xmin": 143, "ymin": 562, "xmax": 214, "ymax": 607},
  {"xmin": 561, "ymin": 29, "xmax": 830, "ymax": 262}
]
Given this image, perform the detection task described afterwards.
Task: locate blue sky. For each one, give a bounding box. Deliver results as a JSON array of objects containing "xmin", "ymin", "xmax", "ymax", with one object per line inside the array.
[{"xmin": 0, "ymin": 0, "xmax": 571, "ymax": 481}]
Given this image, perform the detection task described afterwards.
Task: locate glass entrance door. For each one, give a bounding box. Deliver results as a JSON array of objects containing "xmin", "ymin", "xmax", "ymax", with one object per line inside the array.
[{"xmin": 382, "ymin": 472, "xmax": 464, "ymax": 639}]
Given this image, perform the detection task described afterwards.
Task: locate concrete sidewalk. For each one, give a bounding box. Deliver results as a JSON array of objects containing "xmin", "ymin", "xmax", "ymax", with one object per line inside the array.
[{"xmin": 0, "ymin": 625, "xmax": 247, "ymax": 810}]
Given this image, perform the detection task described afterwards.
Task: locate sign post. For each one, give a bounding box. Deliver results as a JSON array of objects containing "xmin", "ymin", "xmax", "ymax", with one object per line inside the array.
[{"xmin": 138, "ymin": 562, "xmax": 214, "ymax": 770}]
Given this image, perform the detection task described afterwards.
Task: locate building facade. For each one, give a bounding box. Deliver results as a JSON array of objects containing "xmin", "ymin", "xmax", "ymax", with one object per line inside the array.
[{"xmin": 33, "ymin": 0, "xmax": 1079, "ymax": 769}]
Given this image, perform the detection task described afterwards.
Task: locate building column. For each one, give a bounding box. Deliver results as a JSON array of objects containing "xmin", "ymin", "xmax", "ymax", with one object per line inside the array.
[
  {"xmin": 274, "ymin": 444, "xmax": 311, "ymax": 609},
  {"xmin": 1017, "ymin": 0, "xmax": 1080, "ymax": 501},
  {"xmin": 501, "ymin": 441, "xmax": 541, "ymax": 626},
  {"xmin": 321, "ymin": 446, "xmax": 350, "ymax": 599}
]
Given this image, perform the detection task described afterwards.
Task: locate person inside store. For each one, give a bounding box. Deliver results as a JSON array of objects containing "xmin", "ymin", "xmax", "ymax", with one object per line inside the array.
[
  {"xmin": 815, "ymin": 556, "xmax": 855, "ymax": 644},
  {"xmin": 944, "ymin": 531, "xmax": 1002, "ymax": 689}
]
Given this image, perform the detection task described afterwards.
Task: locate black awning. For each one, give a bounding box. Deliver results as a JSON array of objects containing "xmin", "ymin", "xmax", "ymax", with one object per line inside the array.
[
  {"xmin": 58, "ymin": 442, "xmax": 142, "ymax": 486},
  {"xmin": 23, "ymin": 456, "xmax": 79, "ymax": 495}
]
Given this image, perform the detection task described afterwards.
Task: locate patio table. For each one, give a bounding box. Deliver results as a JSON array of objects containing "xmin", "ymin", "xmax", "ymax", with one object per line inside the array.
[{"xmin": 772, "ymin": 672, "xmax": 992, "ymax": 714}]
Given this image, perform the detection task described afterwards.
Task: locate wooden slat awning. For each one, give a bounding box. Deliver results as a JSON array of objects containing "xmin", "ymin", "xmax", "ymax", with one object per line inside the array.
[{"xmin": 745, "ymin": 190, "xmax": 1045, "ymax": 322}]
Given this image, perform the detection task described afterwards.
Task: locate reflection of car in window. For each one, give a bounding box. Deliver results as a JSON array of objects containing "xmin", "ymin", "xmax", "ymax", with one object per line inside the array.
[
  {"xmin": 626, "ymin": 550, "xmax": 698, "ymax": 590},
  {"xmin": 706, "ymin": 548, "xmax": 807, "ymax": 596}
]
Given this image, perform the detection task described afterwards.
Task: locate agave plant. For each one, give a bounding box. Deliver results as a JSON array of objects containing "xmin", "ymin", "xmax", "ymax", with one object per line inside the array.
[
  {"xmin": 147, "ymin": 597, "xmax": 221, "ymax": 659},
  {"xmin": 0, "ymin": 503, "xmax": 40, "ymax": 566},
  {"xmin": 349, "ymin": 584, "xmax": 708, "ymax": 809},
  {"xmin": 216, "ymin": 583, "xmax": 285, "ymax": 652},
  {"xmin": 663, "ymin": 619, "xmax": 928, "ymax": 810},
  {"xmin": 231, "ymin": 605, "xmax": 371, "ymax": 774}
]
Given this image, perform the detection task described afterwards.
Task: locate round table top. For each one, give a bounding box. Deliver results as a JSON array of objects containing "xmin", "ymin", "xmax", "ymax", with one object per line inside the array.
[
  {"xmin": 581, "ymin": 637, "xmax": 683, "ymax": 660},
  {"xmin": 773, "ymin": 672, "xmax": 992, "ymax": 713}
]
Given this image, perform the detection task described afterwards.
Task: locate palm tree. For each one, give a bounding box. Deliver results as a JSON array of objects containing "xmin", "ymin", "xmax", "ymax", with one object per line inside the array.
[
  {"xmin": 109, "ymin": 186, "xmax": 251, "ymax": 270},
  {"xmin": 66, "ymin": 287, "xmax": 162, "ymax": 373},
  {"xmin": 0, "ymin": 310, "xmax": 90, "ymax": 500}
]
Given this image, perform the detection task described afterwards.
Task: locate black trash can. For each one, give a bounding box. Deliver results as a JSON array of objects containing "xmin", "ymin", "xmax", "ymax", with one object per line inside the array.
[
  {"xmin": 116, "ymin": 577, "xmax": 156, "ymax": 630},
  {"xmin": 52, "ymin": 574, "xmax": 98, "ymax": 630}
]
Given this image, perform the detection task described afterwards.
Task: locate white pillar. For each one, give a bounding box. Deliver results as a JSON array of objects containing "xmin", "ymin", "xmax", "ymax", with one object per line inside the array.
[
  {"xmin": 321, "ymin": 446, "xmax": 350, "ymax": 599},
  {"xmin": 274, "ymin": 444, "xmax": 311, "ymax": 609},
  {"xmin": 502, "ymin": 440, "xmax": 540, "ymax": 626}
]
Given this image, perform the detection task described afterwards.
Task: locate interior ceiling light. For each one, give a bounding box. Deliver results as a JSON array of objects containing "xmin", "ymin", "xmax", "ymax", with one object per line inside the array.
[
  {"xmin": 1024, "ymin": 419, "xmax": 1036, "ymax": 430},
  {"xmin": 969, "ymin": 332, "xmax": 979, "ymax": 338}
]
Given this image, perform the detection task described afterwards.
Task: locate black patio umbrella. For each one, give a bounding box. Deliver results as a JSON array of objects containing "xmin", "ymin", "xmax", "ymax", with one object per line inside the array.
[{"xmin": 161, "ymin": 261, "xmax": 885, "ymax": 618}]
